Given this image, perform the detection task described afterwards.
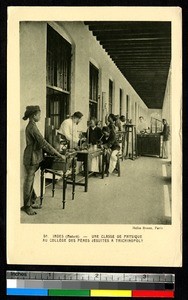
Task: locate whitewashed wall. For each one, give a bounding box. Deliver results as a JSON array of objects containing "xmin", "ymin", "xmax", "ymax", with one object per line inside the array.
[
  {"xmin": 162, "ymin": 66, "xmax": 171, "ymax": 125},
  {"xmin": 20, "ymin": 22, "xmax": 47, "ymax": 203}
]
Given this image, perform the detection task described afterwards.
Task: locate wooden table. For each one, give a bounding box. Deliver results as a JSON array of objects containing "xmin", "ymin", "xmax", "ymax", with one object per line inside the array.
[
  {"xmin": 40, "ymin": 152, "xmax": 77, "ymax": 209},
  {"xmin": 67, "ymin": 148, "xmax": 105, "ymax": 192}
]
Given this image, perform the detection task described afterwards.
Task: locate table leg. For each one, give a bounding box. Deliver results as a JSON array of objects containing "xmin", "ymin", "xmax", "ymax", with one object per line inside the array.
[
  {"xmin": 126, "ymin": 130, "xmax": 129, "ymax": 158},
  {"xmin": 134, "ymin": 126, "xmax": 137, "ymax": 158},
  {"xmin": 117, "ymin": 154, "xmax": 120, "ymax": 177},
  {"xmin": 101, "ymin": 150, "xmax": 105, "ymax": 179},
  {"xmin": 84, "ymin": 154, "xmax": 89, "ymax": 192},
  {"xmin": 62, "ymin": 172, "xmax": 67, "ymax": 209},
  {"xmin": 72, "ymin": 157, "xmax": 76, "ymax": 200},
  {"xmin": 52, "ymin": 173, "xmax": 55, "ymax": 197},
  {"xmin": 106, "ymin": 158, "xmax": 109, "ymax": 177},
  {"xmin": 40, "ymin": 169, "xmax": 44, "ymax": 206},
  {"xmin": 131, "ymin": 127, "xmax": 134, "ymax": 160},
  {"xmin": 122, "ymin": 133, "xmax": 125, "ymax": 161}
]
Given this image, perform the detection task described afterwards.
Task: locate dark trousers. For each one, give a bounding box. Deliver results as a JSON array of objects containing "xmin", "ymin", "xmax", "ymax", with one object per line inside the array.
[{"xmin": 23, "ymin": 164, "xmax": 39, "ymax": 207}]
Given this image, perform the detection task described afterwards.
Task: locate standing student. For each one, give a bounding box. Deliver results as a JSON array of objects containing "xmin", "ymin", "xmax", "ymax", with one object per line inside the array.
[
  {"xmin": 22, "ymin": 105, "xmax": 64, "ymax": 216},
  {"xmin": 161, "ymin": 118, "xmax": 170, "ymax": 159},
  {"xmin": 58, "ymin": 111, "xmax": 83, "ymax": 149},
  {"xmin": 107, "ymin": 113, "xmax": 116, "ymax": 131},
  {"xmin": 87, "ymin": 117, "xmax": 102, "ymax": 172},
  {"xmin": 101, "ymin": 126, "xmax": 120, "ymax": 174}
]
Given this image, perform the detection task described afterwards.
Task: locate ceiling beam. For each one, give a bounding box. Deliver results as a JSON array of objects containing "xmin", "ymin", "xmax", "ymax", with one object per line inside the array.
[
  {"xmin": 115, "ymin": 59, "xmax": 170, "ymax": 62},
  {"xmin": 110, "ymin": 53, "xmax": 171, "ymax": 57},
  {"xmin": 111, "ymin": 57, "xmax": 170, "ymax": 61},
  {"xmin": 119, "ymin": 69, "xmax": 168, "ymax": 72},
  {"xmin": 85, "ymin": 21, "xmax": 171, "ymax": 31},
  {"xmin": 115, "ymin": 64, "xmax": 170, "ymax": 67},
  {"xmin": 100, "ymin": 38, "xmax": 171, "ymax": 46},
  {"xmin": 93, "ymin": 31, "xmax": 170, "ymax": 38},
  {"xmin": 107, "ymin": 49, "xmax": 171, "ymax": 53},
  {"xmin": 120, "ymin": 70, "xmax": 168, "ymax": 73},
  {"xmin": 117, "ymin": 66, "xmax": 169, "ymax": 69},
  {"xmin": 85, "ymin": 21, "xmax": 170, "ymax": 109},
  {"xmin": 96, "ymin": 35, "xmax": 170, "ymax": 40},
  {"xmin": 103, "ymin": 45, "xmax": 171, "ymax": 50}
]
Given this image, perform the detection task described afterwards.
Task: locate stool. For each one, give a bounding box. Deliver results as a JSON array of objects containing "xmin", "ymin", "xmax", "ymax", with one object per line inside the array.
[{"xmin": 40, "ymin": 156, "xmax": 77, "ymax": 209}]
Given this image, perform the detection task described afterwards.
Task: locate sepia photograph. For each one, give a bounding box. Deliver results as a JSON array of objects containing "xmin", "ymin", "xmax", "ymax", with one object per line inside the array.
[
  {"xmin": 7, "ymin": 7, "xmax": 182, "ymax": 266},
  {"xmin": 19, "ymin": 20, "xmax": 172, "ymax": 225}
]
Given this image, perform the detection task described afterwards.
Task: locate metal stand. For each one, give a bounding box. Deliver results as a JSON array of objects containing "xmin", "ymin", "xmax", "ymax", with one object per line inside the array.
[{"xmin": 125, "ymin": 124, "xmax": 137, "ymax": 160}]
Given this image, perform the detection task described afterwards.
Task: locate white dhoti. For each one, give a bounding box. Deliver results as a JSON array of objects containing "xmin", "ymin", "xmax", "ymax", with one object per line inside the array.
[
  {"xmin": 88, "ymin": 156, "xmax": 99, "ymax": 172},
  {"xmin": 109, "ymin": 150, "xmax": 119, "ymax": 173},
  {"xmin": 88, "ymin": 145, "xmax": 100, "ymax": 172}
]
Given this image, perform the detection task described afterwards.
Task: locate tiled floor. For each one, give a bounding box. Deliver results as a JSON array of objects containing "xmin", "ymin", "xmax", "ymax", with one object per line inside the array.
[{"xmin": 21, "ymin": 157, "xmax": 171, "ymax": 224}]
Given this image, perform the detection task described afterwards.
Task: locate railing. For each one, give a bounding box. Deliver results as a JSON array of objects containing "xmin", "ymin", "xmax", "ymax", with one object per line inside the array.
[{"xmin": 150, "ymin": 117, "xmax": 162, "ymax": 133}]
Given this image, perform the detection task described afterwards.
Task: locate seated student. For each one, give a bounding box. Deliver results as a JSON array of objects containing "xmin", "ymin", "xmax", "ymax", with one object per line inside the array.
[
  {"xmin": 87, "ymin": 117, "xmax": 102, "ymax": 145},
  {"xmin": 101, "ymin": 126, "xmax": 120, "ymax": 174},
  {"xmin": 87, "ymin": 117, "xmax": 102, "ymax": 172},
  {"xmin": 96, "ymin": 120, "xmax": 102, "ymax": 129}
]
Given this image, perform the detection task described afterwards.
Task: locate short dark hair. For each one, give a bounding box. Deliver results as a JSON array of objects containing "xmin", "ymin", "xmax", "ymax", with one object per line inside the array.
[
  {"xmin": 120, "ymin": 115, "xmax": 126, "ymax": 121},
  {"xmin": 114, "ymin": 115, "xmax": 120, "ymax": 121},
  {"xmin": 108, "ymin": 113, "xmax": 116, "ymax": 122},
  {"xmin": 73, "ymin": 111, "xmax": 83, "ymax": 119},
  {"xmin": 102, "ymin": 126, "xmax": 110, "ymax": 133},
  {"xmin": 90, "ymin": 117, "xmax": 97, "ymax": 125}
]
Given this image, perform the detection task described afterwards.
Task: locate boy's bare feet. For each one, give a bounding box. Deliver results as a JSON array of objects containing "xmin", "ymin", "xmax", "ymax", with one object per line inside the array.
[{"xmin": 21, "ymin": 206, "xmax": 37, "ymax": 215}]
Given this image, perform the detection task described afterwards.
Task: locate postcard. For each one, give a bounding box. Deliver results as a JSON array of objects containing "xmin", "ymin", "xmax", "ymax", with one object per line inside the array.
[{"xmin": 7, "ymin": 6, "xmax": 182, "ymax": 266}]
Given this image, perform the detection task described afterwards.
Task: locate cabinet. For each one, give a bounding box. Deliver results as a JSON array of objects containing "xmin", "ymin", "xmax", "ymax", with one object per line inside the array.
[{"xmin": 137, "ymin": 133, "xmax": 161, "ymax": 157}]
